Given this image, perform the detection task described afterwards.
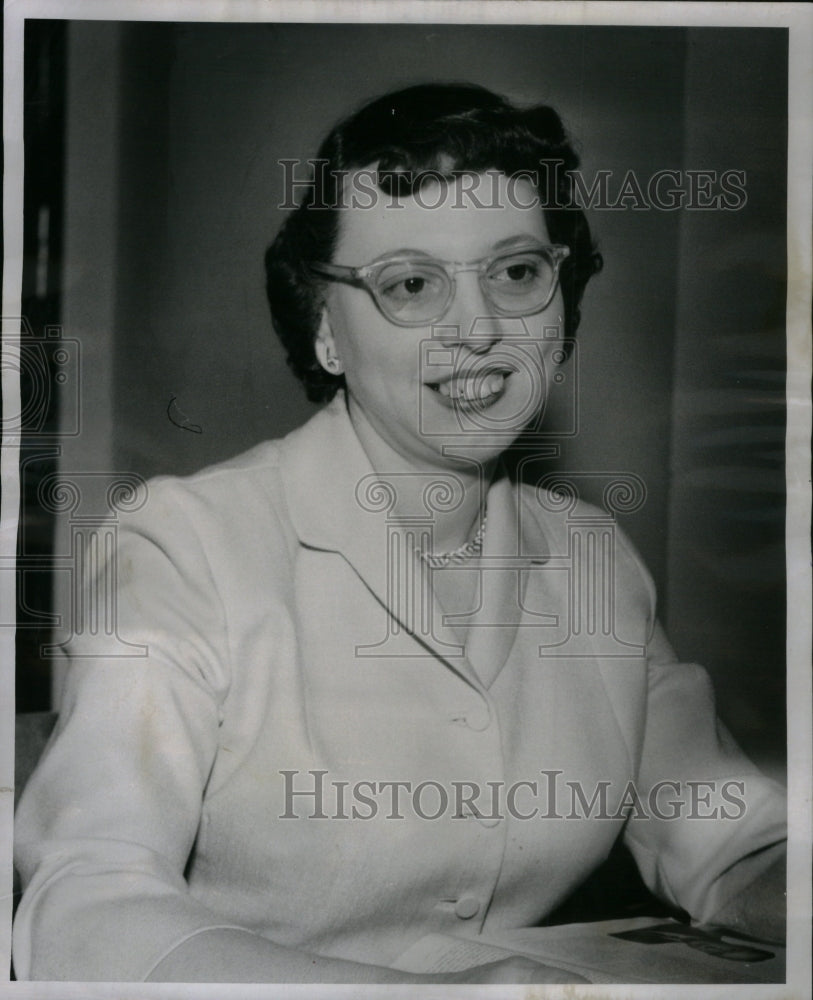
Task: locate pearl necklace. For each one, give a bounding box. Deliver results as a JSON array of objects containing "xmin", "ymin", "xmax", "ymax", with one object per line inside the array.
[{"xmin": 419, "ymin": 511, "xmax": 487, "ymax": 568}]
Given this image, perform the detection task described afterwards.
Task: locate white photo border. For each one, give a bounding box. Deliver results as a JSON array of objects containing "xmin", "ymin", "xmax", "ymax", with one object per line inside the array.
[{"xmin": 2, "ymin": 2, "xmax": 810, "ymax": 997}]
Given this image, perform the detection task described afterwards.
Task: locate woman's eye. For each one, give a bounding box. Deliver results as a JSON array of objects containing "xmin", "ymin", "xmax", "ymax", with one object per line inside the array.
[
  {"xmin": 403, "ymin": 276, "xmax": 426, "ymax": 295},
  {"xmin": 494, "ymin": 259, "xmax": 541, "ymax": 283},
  {"xmin": 379, "ymin": 269, "xmax": 441, "ymax": 302},
  {"xmin": 381, "ymin": 277, "xmax": 427, "ymax": 301}
]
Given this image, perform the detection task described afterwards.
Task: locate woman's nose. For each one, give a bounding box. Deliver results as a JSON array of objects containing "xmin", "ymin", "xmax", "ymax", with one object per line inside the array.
[{"xmin": 436, "ymin": 273, "xmax": 508, "ymax": 349}]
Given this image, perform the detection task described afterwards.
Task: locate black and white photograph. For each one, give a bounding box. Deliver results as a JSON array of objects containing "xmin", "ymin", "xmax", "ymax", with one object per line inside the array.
[{"xmin": 2, "ymin": 1, "xmax": 811, "ymax": 994}]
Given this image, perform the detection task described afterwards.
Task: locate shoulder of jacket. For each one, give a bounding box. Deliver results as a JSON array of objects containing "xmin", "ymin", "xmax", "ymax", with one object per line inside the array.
[
  {"xmin": 117, "ymin": 439, "xmax": 294, "ymax": 564},
  {"xmin": 518, "ymin": 480, "xmax": 656, "ymax": 607},
  {"xmin": 145, "ymin": 439, "xmax": 286, "ymax": 506},
  {"xmin": 517, "ymin": 481, "xmax": 607, "ymax": 532}
]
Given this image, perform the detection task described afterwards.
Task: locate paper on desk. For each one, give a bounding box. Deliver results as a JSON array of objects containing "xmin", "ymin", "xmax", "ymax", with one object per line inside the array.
[{"xmin": 390, "ymin": 917, "xmax": 785, "ymax": 984}]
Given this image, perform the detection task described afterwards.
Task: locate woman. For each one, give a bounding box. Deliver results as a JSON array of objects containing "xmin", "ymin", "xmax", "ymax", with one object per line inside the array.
[{"xmin": 13, "ymin": 84, "xmax": 786, "ymax": 983}]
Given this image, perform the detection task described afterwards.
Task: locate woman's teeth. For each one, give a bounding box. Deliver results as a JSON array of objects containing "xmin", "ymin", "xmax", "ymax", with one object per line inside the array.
[{"xmin": 436, "ymin": 372, "xmax": 506, "ymax": 400}]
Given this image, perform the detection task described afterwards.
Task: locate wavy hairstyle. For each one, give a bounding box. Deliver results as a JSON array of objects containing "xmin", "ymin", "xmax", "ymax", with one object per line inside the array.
[{"xmin": 265, "ymin": 83, "xmax": 603, "ymax": 402}]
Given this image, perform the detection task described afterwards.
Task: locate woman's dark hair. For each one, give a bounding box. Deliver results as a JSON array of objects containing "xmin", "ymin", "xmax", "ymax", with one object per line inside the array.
[{"xmin": 265, "ymin": 83, "xmax": 603, "ymax": 402}]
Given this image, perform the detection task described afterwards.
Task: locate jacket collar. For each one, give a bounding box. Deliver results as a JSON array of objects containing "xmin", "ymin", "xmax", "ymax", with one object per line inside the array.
[
  {"xmin": 279, "ymin": 393, "xmax": 374, "ymax": 556},
  {"xmin": 278, "ymin": 393, "xmax": 535, "ymax": 690}
]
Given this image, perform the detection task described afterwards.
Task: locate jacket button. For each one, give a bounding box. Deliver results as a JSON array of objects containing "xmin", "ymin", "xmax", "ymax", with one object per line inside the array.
[
  {"xmin": 464, "ymin": 713, "xmax": 489, "ymax": 732},
  {"xmin": 454, "ymin": 895, "xmax": 481, "ymax": 919}
]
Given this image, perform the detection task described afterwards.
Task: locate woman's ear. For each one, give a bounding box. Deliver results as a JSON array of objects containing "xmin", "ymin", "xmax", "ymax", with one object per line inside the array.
[{"xmin": 314, "ymin": 311, "xmax": 344, "ymax": 375}]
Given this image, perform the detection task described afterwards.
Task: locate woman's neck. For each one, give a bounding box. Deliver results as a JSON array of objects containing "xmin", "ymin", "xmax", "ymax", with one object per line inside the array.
[{"xmin": 346, "ymin": 394, "xmax": 496, "ymax": 553}]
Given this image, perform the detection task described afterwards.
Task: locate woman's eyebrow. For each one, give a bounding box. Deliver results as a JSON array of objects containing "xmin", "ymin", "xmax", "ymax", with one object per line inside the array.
[
  {"xmin": 354, "ymin": 235, "xmax": 547, "ymax": 267},
  {"xmin": 491, "ymin": 234, "xmax": 546, "ymax": 251},
  {"xmin": 373, "ymin": 236, "xmax": 546, "ymax": 262},
  {"xmin": 364, "ymin": 247, "xmax": 436, "ymax": 262}
]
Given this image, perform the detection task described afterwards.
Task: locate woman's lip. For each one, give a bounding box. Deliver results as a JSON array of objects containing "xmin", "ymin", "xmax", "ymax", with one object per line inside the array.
[
  {"xmin": 425, "ymin": 370, "xmax": 512, "ymax": 407},
  {"xmin": 424, "ymin": 366, "xmax": 516, "ymax": 390}
]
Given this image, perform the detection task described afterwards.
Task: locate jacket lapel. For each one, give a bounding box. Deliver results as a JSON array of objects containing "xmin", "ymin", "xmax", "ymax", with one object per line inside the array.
[{"xmin": 278, "ymin": 396, "xmax": 482, "ymax": 688}]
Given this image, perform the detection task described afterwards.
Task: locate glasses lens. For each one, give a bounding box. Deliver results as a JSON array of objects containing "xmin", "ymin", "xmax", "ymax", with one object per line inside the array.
[
  {"xmin": 373, "ymin": 261, "xmax": 450, "ymax": 324},
  {"xmin": 484, "ymin": 248, "xmax": 558, "ymax": 314}
]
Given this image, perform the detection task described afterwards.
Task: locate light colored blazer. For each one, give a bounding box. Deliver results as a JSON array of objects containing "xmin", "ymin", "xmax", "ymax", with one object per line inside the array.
[{"xmin": 13, "ymin": 395, "xmax": 786, "ymax": 981}]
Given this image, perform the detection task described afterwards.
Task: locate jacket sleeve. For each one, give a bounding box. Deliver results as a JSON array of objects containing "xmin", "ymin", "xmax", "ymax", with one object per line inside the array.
[
  {"xmin": 622, "ymin": 620, "xmax": 787, "ymax": 924},
  {"xmin": 13, "ymin": 479, "xmax": 249, "ymax": 981}
]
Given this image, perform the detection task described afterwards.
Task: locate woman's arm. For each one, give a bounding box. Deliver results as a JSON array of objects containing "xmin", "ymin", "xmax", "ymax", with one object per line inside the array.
[
  {"xmin": 147, "ymin": 929, "xmax": 587, "ymax": 983},
  {"xmin": 14, "ymin": 480, "xmax": 239, "ymax": 980},
  {"xmin": 622, "ymin": 622, "xmax": 787, "ymax": 933}
]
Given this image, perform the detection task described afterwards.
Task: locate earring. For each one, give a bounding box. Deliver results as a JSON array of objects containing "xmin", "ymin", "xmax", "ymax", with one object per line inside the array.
[{"xmin": 325, "ymin": 353, "xmax": 343, "ymax": 374}]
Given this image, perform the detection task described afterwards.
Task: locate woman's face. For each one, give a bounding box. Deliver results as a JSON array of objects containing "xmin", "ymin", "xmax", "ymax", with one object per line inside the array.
[{"xmin": 317, "ymin": 172, "xmax": 566, "ymax": 471}]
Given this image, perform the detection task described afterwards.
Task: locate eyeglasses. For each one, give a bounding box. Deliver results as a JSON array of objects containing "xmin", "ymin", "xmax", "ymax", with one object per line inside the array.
[{"xmin": 308, "ymin": 242, "xmax": 570, "ymax": 327}]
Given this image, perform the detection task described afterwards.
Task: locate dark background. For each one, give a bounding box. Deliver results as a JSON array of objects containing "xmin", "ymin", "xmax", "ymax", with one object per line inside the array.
[{"xmin": 18, "ymin": 21, "xmax": 787, "ymax": 776}]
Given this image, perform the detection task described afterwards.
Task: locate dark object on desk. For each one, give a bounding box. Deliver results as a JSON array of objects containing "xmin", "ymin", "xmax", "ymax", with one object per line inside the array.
[{"xmin": 611, "ymin": 922, "xmax": 775, "ymax": 963}]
